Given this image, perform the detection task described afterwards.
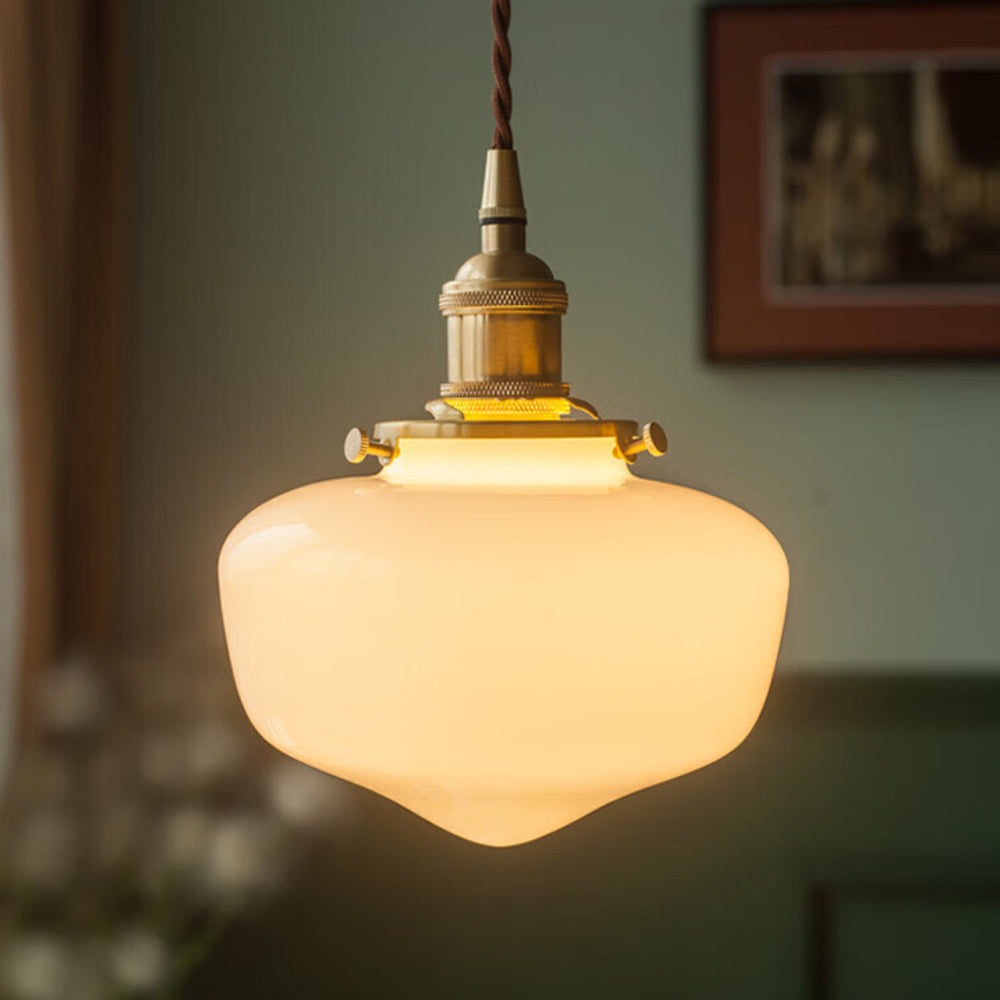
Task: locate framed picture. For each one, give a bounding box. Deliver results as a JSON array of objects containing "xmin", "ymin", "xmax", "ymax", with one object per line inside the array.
[{"xmin": 705, "ymin": 2, "xmax": 1000, "ymax": 360}]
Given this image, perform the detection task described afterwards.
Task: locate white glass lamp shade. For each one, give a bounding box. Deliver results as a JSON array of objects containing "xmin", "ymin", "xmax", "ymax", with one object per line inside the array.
[{"xmin": 219, "ymin": 436, "xmax": 788, "ymax": 846}]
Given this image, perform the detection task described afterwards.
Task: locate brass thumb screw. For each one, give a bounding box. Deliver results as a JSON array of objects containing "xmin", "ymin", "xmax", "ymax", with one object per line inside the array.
[
  {"xmin": 622, "ymin": 422, "xmax": 668, "ymax": 460},
  {"xmin": 344, "ymin": 428, "xmax": 394, "ymax": 464}
]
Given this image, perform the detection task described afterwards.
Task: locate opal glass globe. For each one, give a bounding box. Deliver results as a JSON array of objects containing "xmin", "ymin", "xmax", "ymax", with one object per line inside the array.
[{"xmin": 219, "ymin": 436, "xmax": 788, "ymax": 846}]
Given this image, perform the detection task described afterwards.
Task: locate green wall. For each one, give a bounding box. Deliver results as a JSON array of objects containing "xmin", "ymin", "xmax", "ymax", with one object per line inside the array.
[
  {"xmin": 127, "ymin": 6, "xmax": 1000, "ymax": 997},
  {"xmin": 126, "ymin": 0, "xmax": 1000, "ymax": 668}
]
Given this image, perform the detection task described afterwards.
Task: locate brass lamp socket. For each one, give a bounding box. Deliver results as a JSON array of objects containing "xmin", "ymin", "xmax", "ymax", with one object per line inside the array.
[
  {"xmin": 438, "ymin": 149, "xmax": 568, "ymax": 399},
  {"xmin": 342, "ymin": 148, "xmax": 668, "ymax": 470}
]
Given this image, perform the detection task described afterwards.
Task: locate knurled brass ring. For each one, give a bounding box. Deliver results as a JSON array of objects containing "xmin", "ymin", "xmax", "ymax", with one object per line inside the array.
[
  {"xmin": 438, "ymin": 287, "xmax": 569, "ymax": 315},
  {"xmin": 440, "ymin": 379, "xmax": 570, "ymax": 398}
]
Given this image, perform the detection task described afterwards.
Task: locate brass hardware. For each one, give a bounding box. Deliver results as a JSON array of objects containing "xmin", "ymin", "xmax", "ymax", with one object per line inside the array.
[
  {"xmin": 621, "ymin": 422, "xmax": 669, "ymax": 461},
  {"xmin": 437, "ymin": 287, "xmax": 569, "ymax": 314},
  {"xmin": 374, "ymin": 418, "xmax": 639, "ymax": 454},
  {"xmin": 643, "ymin": 422, "xmax": 669, "ymax": 456},
  {"xmin": 344, "ymin": 428, "xmax": 394, "ymax": 464},
  {"xmin": 439, "ymin": 379, "xmax": 569, "ymax": 399},
  {"xmin": 436, "ymin": 396, "xmax": 575, "ymax": 421},
  {"xmin": 478, "ymin": 147, "xmax": 526, "ymax": 222},
  {"xmin": 439, "ymin": 149, "xmax": 568, "ymax": 396},
  {"xmin": 424, "ymin": 396, "xmax": 601, "ymax": 422},
  {"xmin": 343, "ymin": 147, "xmax": 667, "ymax": 466}
]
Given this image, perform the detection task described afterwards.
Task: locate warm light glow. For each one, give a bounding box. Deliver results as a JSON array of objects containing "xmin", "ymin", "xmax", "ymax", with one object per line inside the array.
[
  {"xmin": 381, "ymin": 436, "xmax": 630, "ymax": 488},
  {"xmin": 219, "ymin": 437, "xmax": 788, "ymax": 846}
]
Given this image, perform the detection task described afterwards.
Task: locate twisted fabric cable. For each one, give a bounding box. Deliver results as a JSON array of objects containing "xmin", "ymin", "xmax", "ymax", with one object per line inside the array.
[{"xmin": 491, "ymin": 0, "xmax": 513, "ymax": 148}]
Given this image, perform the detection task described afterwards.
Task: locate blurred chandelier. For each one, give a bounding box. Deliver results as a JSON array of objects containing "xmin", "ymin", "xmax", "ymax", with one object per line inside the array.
[{"xmin": 219, "ymin": 0, "xmax": 788, "ymax": 846}]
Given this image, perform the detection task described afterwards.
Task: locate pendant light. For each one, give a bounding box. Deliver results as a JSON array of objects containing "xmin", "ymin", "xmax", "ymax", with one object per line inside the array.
[{"xmin": 219, "ymin": 0, "xmax": 788, "ymax": 847}]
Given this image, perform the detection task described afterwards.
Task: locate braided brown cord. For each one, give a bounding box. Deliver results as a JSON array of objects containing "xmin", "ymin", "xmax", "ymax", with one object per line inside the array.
[{"xmin": 490, "ymin": 0, "xmax": 513, "ymax": 148}]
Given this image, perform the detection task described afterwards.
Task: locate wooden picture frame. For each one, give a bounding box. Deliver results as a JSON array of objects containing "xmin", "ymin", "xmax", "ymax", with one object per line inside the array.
[{"xmin": 705, "ymin": 2, "xmax": 1000, "ymax": 360}]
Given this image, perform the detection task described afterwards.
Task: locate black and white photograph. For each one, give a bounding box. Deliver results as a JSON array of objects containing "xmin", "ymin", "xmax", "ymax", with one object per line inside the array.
[{"xmin": 771, "ymin": 59, "xmax": 1000, "ymax": 295}]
